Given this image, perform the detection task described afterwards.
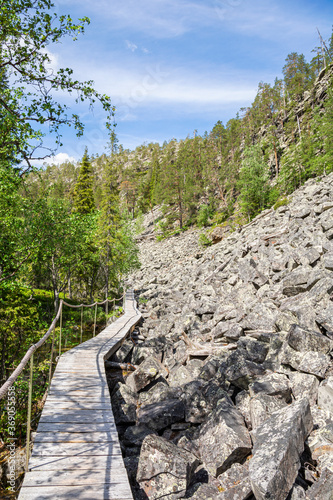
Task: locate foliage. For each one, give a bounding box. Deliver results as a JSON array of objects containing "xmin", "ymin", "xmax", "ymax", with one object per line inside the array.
[
  {"xmin": 238, "ymin": 146, "xmax": 272, "ymax": 221},
  {"xmin": 73, "ymin": 149, "xmax": 95, "ymax": 214},
  {"xmin": 197, "ymin": 205, "xmax": 214, "ymax": 227},
  {"xmin": 273, "ymin": 197, "xmax": 289, "ymax": 210},
  {"xmin": 0, "ymin": 0, "xmax": 113, "ymax": 168},
  {"xmin": 199, "ymin": 233, "xmax": 212, "ymax": 247}
]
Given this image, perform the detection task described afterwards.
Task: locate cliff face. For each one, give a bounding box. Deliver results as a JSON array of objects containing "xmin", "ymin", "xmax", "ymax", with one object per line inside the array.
[{"xmin": 110, "ymin": 173, "xmax": 333, "ymax": 500}]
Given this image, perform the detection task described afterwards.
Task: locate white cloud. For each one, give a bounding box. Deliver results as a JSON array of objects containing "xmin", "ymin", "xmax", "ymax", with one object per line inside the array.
[
  {"xmin": 125, "ymin": 40, "xmax": 138, "ymax": 52},
  {"xmin": 43, "ymin": 153, "xmax": 77, "ymax": 165}
]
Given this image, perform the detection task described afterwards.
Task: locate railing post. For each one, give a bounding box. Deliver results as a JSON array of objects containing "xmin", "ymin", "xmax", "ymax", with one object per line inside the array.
[
  {"xmin": 48, "ymin": 326, "xmax": 55, "ymax": 387},
  {"xmin": 93, "ymin": 303, "xmax": 97, "ymax": 337},
  {"xmin": 58, "ymin": 303, "xmax": 63, "ymax": 358},
  {"xmin": 80, "ymin": 305, "xmax": 83, "ymax": 344},
  {"xmin": 112, "ymin": 298, "xmax": 115, "ymax": 322},
  {"xmin": 26, "ymin": 354, "xmax": 34, "ymax": 472}
]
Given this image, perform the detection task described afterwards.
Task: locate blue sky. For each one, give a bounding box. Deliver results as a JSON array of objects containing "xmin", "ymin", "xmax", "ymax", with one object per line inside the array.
[{"xmin": 44, "ymin": 0, "xmax": 333, "ymax": 164}]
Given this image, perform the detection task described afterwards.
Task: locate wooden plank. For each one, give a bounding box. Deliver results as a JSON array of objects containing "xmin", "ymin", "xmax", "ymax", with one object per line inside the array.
[
  {"xmin": 19, "ymin": 485, "xmax": 133, "ymax": 500},
  {"xmin": 29, "ymin": 454, "xmax": 126, "ymax": 471},
  {"xmin": 30, "ymin": 442, "xmax": 122, "ymax": 456},
  {"xmin": 33, "ymin": 431, "xmax": 119, "ymax": 443},
  {"xmin": 23, "ymin": 470, "xmax": 130, "ymax": 486},
  {"xmin": 37, "ymin": 422, "xmax": 117, "ymax": 433},
  {"xmin": 38, "ymin": 411, "xmax": 115, "ymax": 424}
]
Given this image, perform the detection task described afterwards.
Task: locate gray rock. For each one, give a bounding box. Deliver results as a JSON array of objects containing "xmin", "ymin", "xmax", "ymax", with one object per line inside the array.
[
  {"xmin": 112, "ymin": 339, "xmax": 134, "ymax": 363},
  {"xmin": 306, "ymin": 468, "xmax": 333, "ymax": 499},
  {"xmin": 137, "ymin": 434, "xmax": 200, "ymax": 499},
  {"xmin": 126, "ymin": 356, "xmax": 167, "ymax": 392},
  {"xmin": 235, "ymin": 390, "xmax": 252, "ymax": 430},
  {"xmin": 225, "ymin": 353, "xmax": 266, "ymax": 389},
  {"xmin": 184, "ymin": 380, "xmax": 231, "ymax": 424},
  {"xmin": 308, "ymin": 423, "xmax": 333, "ymax": 473},
  {"xmin": 318, "ymin": 377, "xmax": 333, "ymax": 414},
  {"xmin": 250, "ymin": 393, "xmax": 288, "ymax": 429},
  {"xmin": 287, "ymin": 324, "xmax": 331, "ymax": 354},
  {"xmin": 249, "ymin": 373, "xmax": 292, "ymax": 402},
  {"xmin": 282, "ymin": 343, "xmax": 330, "ymax": 379},
  {"xmin": 123, "ymin": 425, "xmax": 157, "ymax": 448},
  {"xmin": 137, "ymin": 399, "xmax": 185, "ymax": 431},
  {"xmin": 238, "ymin": 337, "xmax": 269, "ymax": 364},
  {"xmin": 249, "ymin": 399, "xmax": 313, "ymax": 500},
  {"xmin": 217, "ymin": 462, "xmax": 252, "ymax": 499},
  {"xmin": 289, "ymin": 372, "xmax": 319, "ymax": 406},
  {"xmin": 288, "ymin": 484, "xmax": 306, "ymax": 500},
  {"xmin": 112, "ymin": 383, "xmax": 138, "ymax": 424},
  {"xmin": 196, "ymin": 398, "xmax": 252, "ymax": 477}
]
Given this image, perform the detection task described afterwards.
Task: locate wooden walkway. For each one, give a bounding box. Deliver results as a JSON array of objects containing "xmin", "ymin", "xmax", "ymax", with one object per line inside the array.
[{"xmin": 18, "ymin": 290, "xmax": 142, "ymax": 500}]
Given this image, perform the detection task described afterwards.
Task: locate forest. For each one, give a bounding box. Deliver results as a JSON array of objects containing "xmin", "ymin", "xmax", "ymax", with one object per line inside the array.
[{"xmin": 1, "ymin": 0, "xmax": 333, "ymax": 471}]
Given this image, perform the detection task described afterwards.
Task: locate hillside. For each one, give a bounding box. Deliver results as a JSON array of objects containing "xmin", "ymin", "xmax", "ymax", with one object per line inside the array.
[{"xmin": 107, "ymin": 173, "xmax": 333, "ymax": 500}]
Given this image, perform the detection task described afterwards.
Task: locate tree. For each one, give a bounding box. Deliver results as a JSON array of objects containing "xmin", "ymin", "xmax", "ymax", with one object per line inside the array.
[
  {"xmin": 238, "ymin": 145, "xmax": 272, "ymax": 220},
  {"xmin": 0, "ymin": 0, "xmax": 113, "ymax": 169},
  {"xmin": 283, "ymin": 52, "xmax": 313, "ymax": 102},
  {"xmin": 73, "ymin": 149, "xmax": 95, "ymax": 214}
]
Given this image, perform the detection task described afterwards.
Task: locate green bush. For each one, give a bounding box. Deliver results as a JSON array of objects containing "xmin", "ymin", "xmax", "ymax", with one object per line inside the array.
[{"xmin": 199, "ymin": 233, "xmax": 212, "ymax": 247}]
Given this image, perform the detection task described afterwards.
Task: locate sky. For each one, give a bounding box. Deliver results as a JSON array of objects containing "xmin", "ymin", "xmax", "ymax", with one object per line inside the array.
[{"xmin": 42, "ymin": 0, "xmax": 333, "ymax": 164}]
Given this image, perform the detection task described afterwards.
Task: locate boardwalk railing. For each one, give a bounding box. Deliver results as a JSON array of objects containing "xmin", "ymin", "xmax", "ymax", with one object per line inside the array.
[{"xmin": 0, "ymin": 293, "xmax": 126, "ymax": 471}]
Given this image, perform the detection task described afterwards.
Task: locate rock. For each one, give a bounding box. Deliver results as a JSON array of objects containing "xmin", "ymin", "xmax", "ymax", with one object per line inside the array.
[
  {"xmin": 126, "ymin": 356, "xmax": 167, "ymax": 392},
  {"xmin": 123, "ymin": 425, "xmax": 157, "ymax": 448},
  {"xmin": 318, "ymin": 377, "xmax": 333, "ymax": 414},
  {"xmin": 249, "ymin": 373, "xmax": 292, "ymax": 402},
  {"xmin": 137, "ymin": 399, "xmax": 185, "ymax": 431},
  {"xmin": 289, "ymin": 372, "xmax": 319, "ymax": 406},
  {"xmin": 112, "ymin": 339, "xmax": 134, "ymax": 363},
  {"xmin": 196, "ymin": 398, "xmax": 252, "ymax": 477},
  {"xmin": 250, "ymin": 393, "xmax": 288, "ymax": 429},
  {"xmin": 308, "ymin": 423, "xmax": 333, "ymax": 473},
  {"xmin": 184, "ymin": 380, "xmax": 231, "ymax": 424},
  {"xmin": 235, "ymin": 390, "xmax": 252, "ymax": 430},
  {"xmin": 249, "ymin": 399, "xmax": 313, "ymax": 500},
  {"xmin": 238, "ymin": 336, "xmax": 269, "ymax": 364},
  {"xmin": 112, "ymin": 383, "xmax": 138, "ymax": 424},
  {"xmin": 217, "ymin": 462, "xmax": 252, "ymax": 500},
  {"xmin": 282, "ymin": 343, "xmax": 330, "ymax": 379},
  {"xmin": 306, "ymin": 468, "xmax": 333, "ymax": 499},
  {"xmin": 136, "ymin": 434, "xmax": 200, "ymax": 499},
  {"xmin": 288, "ymin": 484, "xmax": 306, "ymax": 499},
  {"xmin": 224, "ymin": 353, "xmax": 266, "ymax": 389},
  {"xmin": 287, "ymin": 324, "xmax": 331, "ymax": 354}
]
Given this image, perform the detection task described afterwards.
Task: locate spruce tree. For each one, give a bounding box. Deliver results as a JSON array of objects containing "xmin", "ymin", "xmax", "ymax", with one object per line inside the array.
[{"xmin": 73, "ymin": 148, "xmax": 95, "ymax": 214}]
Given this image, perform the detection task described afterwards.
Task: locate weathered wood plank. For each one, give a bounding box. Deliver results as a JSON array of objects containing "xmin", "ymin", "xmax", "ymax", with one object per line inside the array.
[
  {"xmin": 33, "ymin": 431, "xmax": 119, "ymax": 443},
  {"xmin": 37, "ymin": 422, "xmax": 117, "ymax": 433},
  {"xmin": 19, "ymin": 485, "xmax": 133, "ymax": 500},
  {"xmin": 23, "ymin": 470, "xmax": 130, "ymax": 486},
  {"xmin": 29, "ymin": 454, "xmax": 126, "ymax": 471},
  {"xmin": 30, "ymin": 441, "xmax": 122, "ymax": 456}
]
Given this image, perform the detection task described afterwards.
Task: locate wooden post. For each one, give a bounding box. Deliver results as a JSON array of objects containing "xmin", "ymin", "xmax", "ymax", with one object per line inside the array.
[
  {"xmin": 93, "ymin": 303, "xmax": 97, "ymax": 337},
  {"xmin": 58, "ymin": 303, "xmax": 63, "ymax": 358},
  {"xmin": 48, "ymin": 327, "xmax": 55, "ymax": 387},
  {"xmin": 26, "ymin": 354, "xmax": 34, "ymax": 472},
  {"xmin": 80, "ymin": 305, "xmax": 83, "ymax": 344}
]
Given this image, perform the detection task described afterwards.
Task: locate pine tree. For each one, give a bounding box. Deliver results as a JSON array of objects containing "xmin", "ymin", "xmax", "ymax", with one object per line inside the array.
[{"xmin": 73, "ymin": 148, "xmax": 95, "ymax": 214}]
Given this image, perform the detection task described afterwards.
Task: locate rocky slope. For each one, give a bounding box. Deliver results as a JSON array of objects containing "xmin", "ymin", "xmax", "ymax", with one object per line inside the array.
[{"xmin": 107, "ymin": 174, "xmax": 333, "ymax": 500}]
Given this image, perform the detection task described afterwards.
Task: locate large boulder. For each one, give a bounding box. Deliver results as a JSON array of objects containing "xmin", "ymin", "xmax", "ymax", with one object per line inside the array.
[
  {"xmin": 196, "ymin": 398, "xmax": 252, "ymax": 477},
  {"xmin": 137, "ymin": 399, "xmax": 185, "ymax": 431},
  {"xmin": 136, "ymin": 434, "xmax": 200, "ymax": 499},
  {"xmin": 249, "ymin": 399, "xmax": 313, "ymax": 500}
]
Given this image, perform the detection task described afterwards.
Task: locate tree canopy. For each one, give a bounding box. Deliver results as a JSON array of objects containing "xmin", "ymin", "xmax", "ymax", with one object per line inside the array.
[{"xmin": 0, "ymin": 0, "xmax": 113, "ymax": 169}]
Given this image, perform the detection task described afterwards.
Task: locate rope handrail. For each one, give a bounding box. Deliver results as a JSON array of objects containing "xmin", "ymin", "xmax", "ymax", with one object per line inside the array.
[{"xmin": 0, "ymin": 292, "xmax": 126, "ymax": 400}]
